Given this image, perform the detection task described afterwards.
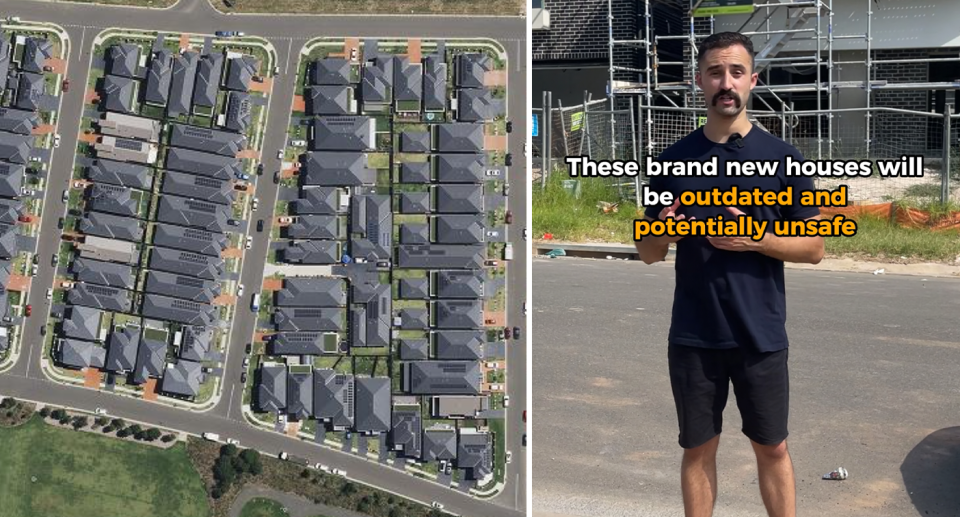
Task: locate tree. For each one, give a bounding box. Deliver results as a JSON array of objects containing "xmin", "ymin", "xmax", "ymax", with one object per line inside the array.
[
  {"xmin": 111, "ymin": 418, "xmax": 125, "ymax": 429},
  {"xmin": 161, "ymin": 434, "xmax": 176, "ymax": 443},
  {"xmin": 341, "ymin": 482, "xmax": 357, "ymax": 496},
  {"xmin": 58, "ymin": 414, "xmax": 70, "ymax": 425},
  {"xmin": 239, "ymin": 449, "xmax": 261, "ymax": 475},
  {"xmin": 116, "ymin": 428, "xmax": 130, "ymax": 438},
  {"xmin": 94, "ymin": 417, "xmax": 108, "ymax": 427},
  {"xmin": 211, "ymin": 486, "xmax": 223, "ymax": 499},
  {"xmin": 127, "ymin": 424, "xmax": 142, "ymax": 435},
  {"xmin": 214, "ymin": 455, "xmax": 236, "ymax": 487},
  {"xmin": 0, "ymin": 397, "xmax": 16, "ymax": 409},
  {"xmin": 72, "ymin": 416, "xmax": 88, "ymax": 430},
  {"xmin": 300, "ymin": 468, "xmax": 311, "ymax": 479},
  {"xmin": 145, "ymin": 428, "xmax": 162, "ymax": 441},
  {"xmin": 38, "ymin": 407, "xmax": 50, "ymax": 418},
  {"xmin": 389, "ymin": 508, "xmax": 402, "ymax": 517},
  {"xmin": 220, "ymin": 443, "xmax": 238, "ymax": 458}
]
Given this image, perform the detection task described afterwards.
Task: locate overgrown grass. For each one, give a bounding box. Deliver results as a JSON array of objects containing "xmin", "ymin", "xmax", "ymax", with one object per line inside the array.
[
  {"xmin": 532, "ymin": 171, "xmax": 639, "ymax": 243},
  {"xmin": 824, "ymin": 213, "xmax": 960, "ymax": 262}
]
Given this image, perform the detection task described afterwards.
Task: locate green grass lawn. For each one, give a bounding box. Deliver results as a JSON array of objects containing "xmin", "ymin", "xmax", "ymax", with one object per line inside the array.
[
  {"xmin": 0, "ymin": 416, "xmax": 210, "ymax": 517},
  {"xmin": 239, "ymin": 498, "xmax": 286, "ymax": 517},
  {"xmin": 211, "ymin": 0, "xmax": 521, "ymax": 15}
]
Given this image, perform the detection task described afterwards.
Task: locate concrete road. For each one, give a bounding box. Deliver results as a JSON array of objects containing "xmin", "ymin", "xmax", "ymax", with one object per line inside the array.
[
  {"xmin": 532, "ymin": 256, "xmax": 960, "ymax": 517},
  {"xmin": 0, "ymin": 0, "xmax": 527, "ymax": 514}
]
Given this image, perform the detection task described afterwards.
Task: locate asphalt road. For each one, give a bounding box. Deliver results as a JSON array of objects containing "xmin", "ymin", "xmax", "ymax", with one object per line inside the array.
[
  {"xmin": 0, "ymin": 0, "xmax": 528, "ymax": 515},
  {"xmin": 532, "ymin": 256, "xmax": 960, "ymax": 517}
]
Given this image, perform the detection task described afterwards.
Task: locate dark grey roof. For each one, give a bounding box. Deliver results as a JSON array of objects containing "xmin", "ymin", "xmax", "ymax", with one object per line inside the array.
[
  {"xmin": 361, "ymin": 56, "xmax": 393, "ymax": 104},
  {"xmin": 224, "ymin": 91, "xmax": 251, "ymax": 132},
  {"xmin": 436, "ymin": 215, "xmax": 484, "ymax": 244},
  {"xmin": 457, "ymin": 53, "xmax": 491, "ymax": 89},
  {"xmin": 437, "ymin": 270, "xmax": 484, "ymax": 298},
  {"xmin": 401, "ymin": 131, "xmax": 430, "ymax": 153},
  {"xmin": 270, "ymin": 333, "xmax": 326, "ymax": 356},
  {"xmin": 59, "ymin": 339, "xmax": 106, "ymax": 369},
  {"xmin": 423, "ymin": 55, "xmax": 447, "ymax": 111},
  {"xmin": 274, "ymin": 307, "xmax": 344, "ymax": 332},
  {"xmin": 390, "ymin": 405, "xmax": 422, "ymax": 458},
  {"xmin": 145, "ymin": 270, "xmax": 221, "ymax": 304},
  {"xmin": 169, "ymin": 124, "xmax": 246, "ymax": 157},
  {"xmin": 67, "ymin": 283, "xmax": 133, "ymax": 313},
  {"xmin": 161, "ymin": 359, "xmax": 204, "ymax": 397},
  {"xmin": 313, "ymin": 370, "xmax": 354, "ymax": 429},
  {"xmin": 285, "ymin": 214, "xmax": 339, "ymax": 240},
  {"xmin": 144, "ymin": 48, "xmax": 173, "ymax": 105},
  {"xmin": 22, "ymin": 37, "xmax": 53, "ymax": 74},
  {"xmin": 63, "ymin": 306, "xmax": 103, "ymax": 342},
  {"xmin": 0, "ymin": 108, "xmax": 40, "ymax": 135},
  {"xmin": 168, "ymin": 51, "xmax": 199, "ymax": 117},
  {"xmin": 286, "ymin": 369, "xmax": 314, "ymax": 420},
  {"xmin": 142, "ymin": 293, "xmax": 216, "ymax": 326},
  {"xmin": 436, "ymin": 123, "xmax": 484, "ymax": 153},
  {"xmin": 436, "ymin": 300, "xmax": 483, "ymax": 329},
  {"xmin": 436, "ymin": 185, "xmax": 483, "ymax": 214},
  {"xmin": 399, "ymin": 338, "xmax": 429, "ymax": 360},
  {"xmin": 422, "ymin": 427, "xmax": 457, "ymax": 461},
  {"xmin": 458, "ymin": 88, "xmax": 496, "ymax": 122},
  {"xmin": 86, "ymin": 159, "xmax": 152, "ymax": 190},
  {"xmin": 0, "ymin": 131, "xmax": 32, "ymax": 165},
  {"xmin": 107, "ymin": 44, "xmax": 140, "ymax": 78},
  {"xmin": 312, "ymin": 58, "xmax": 351, "ymax": 85},
  {"xmin": 225, "ymin": 55, "xmax": 258, "ymax": 91},
  {"xmin": 457, "ymin": 430, "xmax": 494, "ymax": 481},
  {"xmin": 149, "ymin": 246, "xmax": 225, "ymax": 281},
  {"xmin": 192, "ymin": 52, "xmax": 224, "ymax": 108},
  {"xmin": 437, "ymin": 154, "xmax": 485, "ymax": 183},
  {"xmin": 292, "ymin": 187, "xmax": 338, "ymax": 215},
  {"xmin": 400, "ymin": 162, "xmax": 431, "ymax": 184},
  {"xmin": 14, "ymin": 72, "xmax": 44, "ymax": 111},
  {"xmin": 399, "ymin": 278, "xmax": 429, "ymax": 300},
  {"xmin": 400, "ymin": 192, "xmax": 430, "ymax": 214},
  {"xmin": 306, "ymin": 85, "xmax": 353, "ymax": 116},
  {"xmin": 87, "ymin": 183, "xmax": 139, "ymax": 218},
  {"xmin": 78, "ymin": 211, "xmax": 145, "ymax": 242},
  {"xmin": 281, "ymin": 240, "xmax": 340, "ymax": 265},
  {"xmin": 0, "ymin": 162, "xmax": 24, "ymax": 198},
  {"xmin": 0, "ymin": 223, "xmax": 18, "ymax": 259},
  {"xmin": 165, "ymin": 147, "xmax": 242, "ymax": 180},
  {"xmin": 300, "ymin": 152, "xmax": 375, "ymax": 186},
  {"xmin": 349, "ymin": 282, "xmax": 390, "ymax": 347},
  {"xmin": 276, "ymin": 277, "xmax": 346, "ymax": 307},
  {"xmin": 179, "ymin": 325, "xmax": 213, "ymax": 362},
  {"xmin": 435, "ymin": 330, "xmax": 484, "ymax": 360},
  {"xmin": 151, "ymin": 223, "xmax": 228, "ymax": 257},
  {"xmin": 393, "ymin": 56, "xmax": 422, "ymax": 103},
  {"xmin": 349, "ymin": 194, "xmax": 391, "ymax": 260},
  {"xmin": 105, "ymin": 325, "xmax": 141, "ymax": 373},
  {"xmin": 161, "ymin": 170, "xmax": 234, "ymax": 205},
  {"xmin": 133, "ymin": 338, "xmax": 167, "ymax": 384},
  {"xmin": 397, "ymin": 244, "xmax": 484, "ymax": 269},
  {"xmin": 257, "ymin": 364, "xmax": 287, "ymax": 413},
  {"xmin": 157, "ymin": 195, "xmax": 229, "ymax": 233},
  {"xmin": 71, "ymin": 256, "xmax": 136, "ymax": 289},
  {"xmin": 0, "ymin": 198, "xmax": 24, "ymax": 225},
  {"xmin": 355, "ymin": 376, "xmax": 391, "ymax": 433},
  {"xmin": 310, "ymin": 116, "xmax": 374, "ymax": 152},
  {"xmin": 399, "ymin": 223, "xmax": 429, "ymax": 245},
  {"xmin": 404, "ymin": 361, "xmax": 482, "ymax": 395},
  {"xmin": 399, "ymin": 308, "xmax": 429, "ymax": 330},
  {"xmin": 102, "ymin": 75, "xmax": 136, "ymax": 114}
]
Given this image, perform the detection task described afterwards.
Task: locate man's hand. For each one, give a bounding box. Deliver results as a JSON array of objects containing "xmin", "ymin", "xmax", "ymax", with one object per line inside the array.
[
  {"xmin": 706, "ymin": 206, "xmax": 764, "ymax": 252},
  {"xmin": 657, "ymin": 199, "xmax": 695, "ymax": 244}
]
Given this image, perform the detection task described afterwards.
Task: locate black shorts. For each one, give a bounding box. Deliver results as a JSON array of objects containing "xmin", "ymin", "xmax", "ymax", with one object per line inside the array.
[{"xmin": 667, "ymin": 343, "xmax": 789, "ymax": 449}]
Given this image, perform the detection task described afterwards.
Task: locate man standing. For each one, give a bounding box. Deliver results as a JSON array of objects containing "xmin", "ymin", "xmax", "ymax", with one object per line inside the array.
[{"xmin": 634, "ymin": 32, "xmax": 824, "ymax": 517}]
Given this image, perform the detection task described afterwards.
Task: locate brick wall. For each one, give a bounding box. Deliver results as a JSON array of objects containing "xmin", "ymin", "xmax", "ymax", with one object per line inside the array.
[{"xmin": 870, "ymin": 48, "xmax": 929, "ymax": 155}]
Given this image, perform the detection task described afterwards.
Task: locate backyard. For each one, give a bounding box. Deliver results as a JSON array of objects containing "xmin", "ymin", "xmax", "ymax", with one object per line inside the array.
[{"xmin": 0, "ymin": 416, "xmax": 209, "ymax": 517}]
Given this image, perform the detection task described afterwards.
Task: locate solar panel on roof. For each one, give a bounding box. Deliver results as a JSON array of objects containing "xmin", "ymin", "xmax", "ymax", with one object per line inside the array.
[
  {"xmin": 114, "ymin": 139, "xmax": 143, "ymax": 151},
  {"xmin": 176, "ymin": 252, "xmax": 208, "ymax": 264},
  {"xmin": 183, "ymin": 228, "xmax": 213, "ymax": 239},
  {"xmin": 185, "ymin": 200, "xmax": 217, "ymax": 213},
  {"xmin": 174, "ymin": 276, "xmax": 204, "ymax": 288},
  {"xmin": 193, "ymin": 177, "xmax": 222, "ymax": 188}
]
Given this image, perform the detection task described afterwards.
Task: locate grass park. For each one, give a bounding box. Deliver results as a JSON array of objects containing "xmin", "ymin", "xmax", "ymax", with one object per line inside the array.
[{"xmin": 0, "ymin": 415, "xmax": 210, "ymax": 517}]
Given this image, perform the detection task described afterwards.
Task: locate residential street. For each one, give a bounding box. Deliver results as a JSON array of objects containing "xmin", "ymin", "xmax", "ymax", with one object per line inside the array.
[
  {"xmin": 532, "ymin": 256, "xmax": 960, "ymax": 517},
  {"xmin": 0, "ymin": 0, "xmax": 528, "ymax": 515}
]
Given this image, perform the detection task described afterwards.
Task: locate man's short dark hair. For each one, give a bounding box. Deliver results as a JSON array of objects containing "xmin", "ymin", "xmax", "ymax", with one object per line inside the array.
[{"xmin": 697, "ymin": 32, "xmax": 755, "ymax": 73}]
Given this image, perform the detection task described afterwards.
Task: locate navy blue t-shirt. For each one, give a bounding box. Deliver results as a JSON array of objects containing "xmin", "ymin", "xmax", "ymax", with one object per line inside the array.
[{"xmin": 643, "ymin": 124, "xmax": 820, "ymax": 354}]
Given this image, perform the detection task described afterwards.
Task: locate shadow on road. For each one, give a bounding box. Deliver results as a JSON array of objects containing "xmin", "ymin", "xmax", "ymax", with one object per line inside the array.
[{"xmin": 901, "ymin": 426, "xmax": 960, "ymax": 516}]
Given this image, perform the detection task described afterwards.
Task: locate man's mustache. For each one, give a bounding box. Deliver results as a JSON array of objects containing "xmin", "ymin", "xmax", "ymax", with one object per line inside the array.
[{"xmin": 712, "ymin": 90, "xmax": 741, "ymax": 106}]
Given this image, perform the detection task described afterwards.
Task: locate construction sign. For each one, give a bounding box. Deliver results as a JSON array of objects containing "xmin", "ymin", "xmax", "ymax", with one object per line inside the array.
[
  {"xmin": 698, "ymin": 116, "xmax": 707, "ymax": 128},
  {"xmin": 570, "ymin": 112, "xmax": 584, "ymax": 132},
  {"xmin": 692, "ymin": 0, "xmax": 754, "ymax": 17}
]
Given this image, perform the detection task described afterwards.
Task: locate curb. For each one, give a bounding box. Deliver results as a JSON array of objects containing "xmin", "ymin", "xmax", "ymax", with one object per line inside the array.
[{"xmin": 534, "ymin": 242, "xmax": 675, "ymax": 260}]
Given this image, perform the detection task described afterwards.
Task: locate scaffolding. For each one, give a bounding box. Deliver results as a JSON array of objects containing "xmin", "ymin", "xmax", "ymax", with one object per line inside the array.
[{"xmin": 607, "ymin": 0, "xmax": 960, "ymax": 162}]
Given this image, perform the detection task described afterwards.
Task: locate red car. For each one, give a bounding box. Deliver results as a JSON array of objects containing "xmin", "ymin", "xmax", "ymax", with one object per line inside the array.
[
  {"xmin": 25, "ymin": 304, "xmax": 31, "ymax": 317},
  {"xmin": 523, "ymin": 410, "xmax": 526, "ymax": 423},
  {"xmin": 505, "ymin": 210, "xmax": 514, "ymax": 224},
  {"xmin": 62, "ymin": 79, "xmax": 70, "ymax": 92}
]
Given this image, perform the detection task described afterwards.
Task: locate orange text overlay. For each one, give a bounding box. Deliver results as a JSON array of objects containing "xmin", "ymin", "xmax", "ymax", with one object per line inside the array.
[
  {"xmin": 641, "ymin": 185, "xmax": 848, "ymax": 207},
  {"xmin": 634, "ymin": 215, "xmax": 858, "ymax": 242}
]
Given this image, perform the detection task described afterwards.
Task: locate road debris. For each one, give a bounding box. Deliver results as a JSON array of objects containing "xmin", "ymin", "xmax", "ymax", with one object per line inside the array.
[
  {"xmin": 822, "ymin": 467, "xmax": 848, "ymax": 480},
  {"xmin": 545, "ymin": 249, "xmax": 566, "ymax": 258},
  {"xmin": 873, "ymin": 268, "xmax": 885, "ymax": 275},
  {"xmin": 597, "ymin": 201, "xmax": 619, "ymax": 213}
]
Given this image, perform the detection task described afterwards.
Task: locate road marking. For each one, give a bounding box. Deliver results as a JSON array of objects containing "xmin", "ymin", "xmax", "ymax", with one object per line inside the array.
[
  {"xmin": 515, "ymin": 473, "xmax": 520, "ymax": 509},
  {"xmin": 78, "ymin": 27, "xmax": 86, "ymax": 62},
  {"xmin": 284, "ymin": 39, "xmax": 293, "ymax": 75},
  {"xmin": 516, "ymin": 39, "xmax": 520, "ymax": 72},
  {"xmin": 25, "ymin": 337, "xmax": 35, "ymax": 379},
  {"xmin": 226, "ymin": 385, "xmax": 235, "ymax": 417}
]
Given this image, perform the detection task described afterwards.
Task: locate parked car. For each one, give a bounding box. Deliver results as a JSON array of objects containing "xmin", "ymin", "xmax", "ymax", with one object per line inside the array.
[
  {"xmin": 24, "ymin": 304, "xmax": 31, "ymax": 317},
  {"xmin": 53, "ymin": 134, "xmax": 61, "ymax": 148},
  {"xmin": 256, "ymin": 219, "xmax": 264, "ymax": 232},
  {"xmin": 40, "ymin": 325, "xmax": 47, "ymax": 336},
  {"xmin": 51, "ymin": 254, "xmax": 58, "ymax": 267},
  {"xmin": 226, "ymin": 438, "xmax": 240, "ymax": 446},
  {"xmin": 237, "ymin": 284, "xmax": 244, "ymax": 296},
  {"xmin": 506, "ymin": 120, "xmax": 513, "ymax": 133},
  {"xmin": 240, "ymin": 371, "xmax": 247, "ymax": 383},
  {"xmin": 503, "ymin": 395, "xmax": 510, "ymax": 407},
  {"xmin": 242, "ymin": 357, "xmax": 250, "ymax": 368},
  {"xmin": 277, "ymin": 150, "xmax": 284, "ymax": 160},
  {"xmin": 245, "ymin": 343, "xmax": 252, "ymax": 354},
  {"xmin": 61, "ymin": 189, "xmax": 69, "ymax": 202},
  {"xmin": 431, "ymin": 502, "xmax": 445, "ymax": 510},
  {"xmin": 523, "ymin": 434, "xmax": 527, "ymax": 446},
  {"xmin": 503, "ymin": 183, "xmax": 510, "ymax": 196},
  {"xmin": 245, "ymin": 235, "xmax": 253, "ymax": 249},
  {"xmin": 236, "ymin": 172, "xmax": 250, "ymax": 181},
  {"xmin": 45, "ymin": 288, "xmax": 53, "ymax": 300},
  {"xmin": 505, "ymin": 210, "xmax": 514, "ymax": 224},
  {"xmin": 278, "ymin": 216, "xmax": 292, "ymax": 224},
  {"xmin": 513, "ymin": 326, "xmax": 521, "ymax": 340},
  {"xmin": 273, "ymin": 65, "xmax": 280, "ymax": 75},
  {"xmin": 505, "ymin": 153, "xmax": 513, "ymax": 166},
  {"xmin": 523, "ymin": 227, "xmax": 528, "ymax": 241},
  {"xmin": 256, "ymin": 163, "xmax": 264, "ymax": 175},
  {"xmin": 506, "ymin": 450, "xmax": 513, "ymax": 464},
  {"xmin": 251, "ymin": 198, "xmax": 259, "ymax": 211},
  {"xmin": 57, "ymin": 217, "xmax": 64, "ymax": 229},
  {"xmin": 95, "ymin": 407, "xmax": 108, "ymax": 415}
]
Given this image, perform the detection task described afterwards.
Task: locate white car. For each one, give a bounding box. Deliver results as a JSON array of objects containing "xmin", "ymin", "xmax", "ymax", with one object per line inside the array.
[
  {"xmin": 431, "ymin": 502, "xmax": 445, "ymax": 510},
  {"xmin": 226, "ymin": 438, "xmax": 240, "ymax": 446},
  {"xmin": 245, "ymin": 235, "xmax": 252, "ymax": 249},
  {"xmin": 489, "ymin": 384, "xmax": 502, "ymax": 391},
  {"xmin": 278, "ymin": 216, "xmax": 292, "ymax": 224},
  {"xmin": 237, "ymin": 284, "xmax": 244, "ymax": 296},
  {"xmin": 290, "ymin": 139, "xmax": 306, "ymax": 147},
  {"xmin": 523, "ymin": 142, "xmax": 528, "ymax": 156},
  {"xmin": 522, "ymin": 228, "xmax": 528, "ymax": 241},
  {"xmin": 242, "ymin": 357, "xmax": 250, "ymax": 368},
  {"xmin": 251, "ymin": 198, "xmax": 259, "ymax": 211},
  {"xmin": 277, "ymin": 150, "xmax": 283, "ymax": 160},
  {"xmin": 94, "ymin": 407, "xmax": 107, "ymax": 415},
  {"xmin": 45, "ymin": 288, "xmax": 52, "ymax": 300},
  {"xmin": 350, "ymin": 47, "xmax": 358, "ymax": 61},
  {"xmin": 61, "ymin": 190, "xmax": 69, "ymax": 202},
  {"xmin": 506, "ymin": 450, "xmax": 513, "ymax": 464},
  {"xmin": 54, "ymin": 134, "xmax": 61, "ymax": 148},
  {"xmin": 273, "ymin": 65, "xmax": 280, "ymax": 75},
  {"xmin": 503, "ymin": 395, "xmax": 510, "ymax": 407},
  {"xmin": 331, "ymin": 468, "xmax": 346, "ymax": 476},
  {"xmin": 523, "ymin": 302, "xmax": 527, "ymax": 315}
]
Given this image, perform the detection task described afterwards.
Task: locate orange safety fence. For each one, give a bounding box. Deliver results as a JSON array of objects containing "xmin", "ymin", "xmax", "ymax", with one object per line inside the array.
[{"xmin": 820, "ymin": 202, "xmax": 960, "ymax": 231}]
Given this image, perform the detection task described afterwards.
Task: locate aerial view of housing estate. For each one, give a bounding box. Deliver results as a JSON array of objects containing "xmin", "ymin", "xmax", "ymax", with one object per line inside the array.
[
  {"xmin": 0, "ymin": 3, "xmax": 526, "ymax": 517},
  {"xmin": 246, "ymin": 36, "xmax": 513, "ymax": 493},
  {"xmin": 0, "ymin": 21, "xmax": 66, "ymax": 370}
]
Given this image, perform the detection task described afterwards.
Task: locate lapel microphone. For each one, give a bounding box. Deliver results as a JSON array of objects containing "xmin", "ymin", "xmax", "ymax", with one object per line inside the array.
[{"xmin": 730, "ymin": 133, "xmax": 744, "ymax": 148}]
